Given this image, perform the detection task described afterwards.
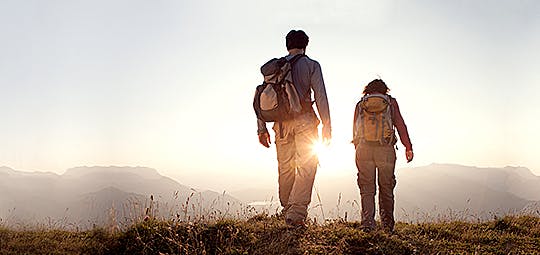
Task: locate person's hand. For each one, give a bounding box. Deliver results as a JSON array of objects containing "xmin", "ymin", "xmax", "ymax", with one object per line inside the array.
[
  {"xmin": 258, "ymin": 132, "xmax": 271, "ymax": 148},
  {"xmin": 406, "ymin": 150, "xmax": 414, "ymax": 163},
  {"xmin": 322, "ymin": 126, "xmax": 332, "ymax": 145}
]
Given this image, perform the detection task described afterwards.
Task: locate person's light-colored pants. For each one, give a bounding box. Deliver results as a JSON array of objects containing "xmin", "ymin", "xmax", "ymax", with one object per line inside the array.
[
  {"xmin": 273, "ymin": 113, "xmax": 319, "ymax": 223},
  {"xmin": 355, "ymin": 143, "xmax": 397, "ymax": 229}
]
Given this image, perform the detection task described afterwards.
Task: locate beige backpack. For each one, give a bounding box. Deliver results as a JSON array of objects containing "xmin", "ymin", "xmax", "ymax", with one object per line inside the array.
[{"xmin": 353, "ymin": 94, "xmax": 397, "ymax": 145}]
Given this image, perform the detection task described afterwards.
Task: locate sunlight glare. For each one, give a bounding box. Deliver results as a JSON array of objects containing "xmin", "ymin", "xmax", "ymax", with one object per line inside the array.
[
  {"xmin": 310, "ymin": 138, "xmax": 355, "ymax": 176},
  {"xmin": 311, "ymin": 139, "xmax": 327, "ymax": 159}
]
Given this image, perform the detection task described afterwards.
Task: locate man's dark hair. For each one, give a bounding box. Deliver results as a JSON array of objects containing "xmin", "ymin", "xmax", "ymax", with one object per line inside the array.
[
  {"xmin": 286, "ymin": 30, "xmax": 309, "ymax": 50},
  {"xmin": 363, "ymin": 79, "xmax": 390, "ymax": 94}
]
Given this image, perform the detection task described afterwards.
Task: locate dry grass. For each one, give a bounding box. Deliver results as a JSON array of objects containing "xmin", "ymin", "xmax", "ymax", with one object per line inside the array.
[
  {"xmin": 1, "ymin": 192, "xmax": 539, "ymax": 254},
  {"xmin": 1, "ymin": 214, "xmax": 539, "ymax": 254}
]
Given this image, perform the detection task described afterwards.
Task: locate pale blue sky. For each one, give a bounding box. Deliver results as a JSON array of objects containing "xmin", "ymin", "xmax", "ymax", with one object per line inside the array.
[{"xmin": 1, "ymin": 0, "xmax": 539, "ymax": 190}]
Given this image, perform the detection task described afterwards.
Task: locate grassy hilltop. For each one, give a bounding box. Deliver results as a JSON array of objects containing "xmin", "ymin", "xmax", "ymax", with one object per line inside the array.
[{"xmin": 1, "ymin": 214, "xmax": 539, "ymax": 254}]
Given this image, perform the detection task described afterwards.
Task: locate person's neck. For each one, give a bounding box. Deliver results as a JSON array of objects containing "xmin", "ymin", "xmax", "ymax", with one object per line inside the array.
[{"xmin": 288, "ymin": 48, "xmax": 305, "ymax": 56}]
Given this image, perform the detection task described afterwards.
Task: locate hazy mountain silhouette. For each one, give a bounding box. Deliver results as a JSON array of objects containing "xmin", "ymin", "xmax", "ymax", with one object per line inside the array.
[
  {"xmin": 233, "ymin": 164, "xmax": 540, "ymax": 222},
  {"xmin": 60, "ymin": 166, "xmax": 194, "ymax": 202},
  {"xmin": 70, "ymin": 186, "xmax": 148, "ymax": 227},
  {"xmin": 400, "ymin": 164, "xmax": 540, "ymax": 201},
  {"xmin": 0, "ymin": 166, "xmax": 241, "ymax": 228},
  {"xmin": 2, "ymin": 164, "xmax": 538, "ymax": 226},
  {"xmin": 394, "ymin": 164, "xmax": 535, "ymax": 221}
]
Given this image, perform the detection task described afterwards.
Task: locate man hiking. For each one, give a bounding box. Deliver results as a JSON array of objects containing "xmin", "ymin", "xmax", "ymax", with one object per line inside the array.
[
  {"xmin": 352, "ymin": 79, "xmax": 413, "ymax": 233},
  {"xmin": 255, "ymin": 30, "xmax": 332, "ymax": 228}
]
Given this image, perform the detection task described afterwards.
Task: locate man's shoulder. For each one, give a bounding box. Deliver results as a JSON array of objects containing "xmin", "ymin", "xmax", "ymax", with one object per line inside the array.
[
  {"xmin": 296, "ymin": 55, "xmax": 321, "ymax": 70},
  {"xmin": 302, "ymin": 55, "xmax": 319, "ymax": 64}
]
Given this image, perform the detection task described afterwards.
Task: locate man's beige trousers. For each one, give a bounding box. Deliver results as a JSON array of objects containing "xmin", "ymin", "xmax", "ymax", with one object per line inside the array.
[{"xmin": 273, "ymin": 113, "xmax": 319, "ymax": 223}]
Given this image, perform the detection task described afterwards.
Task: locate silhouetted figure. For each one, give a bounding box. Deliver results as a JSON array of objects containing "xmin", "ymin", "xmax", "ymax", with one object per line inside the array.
[
  {"xmin": 255, "ymin": 30, "xmax": 332, "ymax": 228},
  {"xmin": 352, "ymin": 79, "xmax": 413, "ymax": 233}
]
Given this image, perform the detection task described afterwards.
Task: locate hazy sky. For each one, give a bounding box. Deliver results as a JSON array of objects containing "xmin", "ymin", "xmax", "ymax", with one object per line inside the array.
[{"xmin": 1, "ymin": 0, "xmax": 539, "ymax": 191}]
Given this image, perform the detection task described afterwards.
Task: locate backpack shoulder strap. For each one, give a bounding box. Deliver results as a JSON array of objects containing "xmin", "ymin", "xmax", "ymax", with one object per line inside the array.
[
  {"xmin": 288, "ymin": 54, "xmax": 306, "ymax": 65},
  {"xmin": 286, "ymin": 54, "xmax": 310, "ymax": 106},
  {"xmin": 385, "ymin": 94, "xmax": 394, "ymax": 110},
  {"xmin": 386, "ymin": 94, "xmax": 395, "ymax": 126}
]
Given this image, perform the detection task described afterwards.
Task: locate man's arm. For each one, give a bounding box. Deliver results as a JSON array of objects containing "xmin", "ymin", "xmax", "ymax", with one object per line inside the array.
[
  {"xmin": 257, "ymin": 119, "xmax": 271, "ymax": 148},
  {"xmin": 257, "ymin": 118, "xmax": 268, "ymax": 135},
  {"xmin": 310, "ymin": 61, "xmax": 331, "ymax": 142}
]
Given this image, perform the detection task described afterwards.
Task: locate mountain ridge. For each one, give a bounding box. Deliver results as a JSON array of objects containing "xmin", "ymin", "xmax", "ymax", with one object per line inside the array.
[
  {"xmin": 236, "ymin": 163, "xmax": 540, "ymax": 222},
  {"xmin": 1, "ymin": 164, "xmax": 539, "ymax": 226},
  {"xmin": 0, "ymin": 166, "xmax": 241, "ymax": 228}
]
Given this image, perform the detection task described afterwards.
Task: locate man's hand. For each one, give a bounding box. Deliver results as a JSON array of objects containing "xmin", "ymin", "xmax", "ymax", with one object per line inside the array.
[
  {"xmin": 322, "ymin": 125, "xmax": 332, "ymax": 145},
  {"xmin": 406, "ymin": 150, "xmax": 414, "ymax": 163},
  {"xmin": 258, "ymin": 132, "xmax": 271, "ymax": 148}
]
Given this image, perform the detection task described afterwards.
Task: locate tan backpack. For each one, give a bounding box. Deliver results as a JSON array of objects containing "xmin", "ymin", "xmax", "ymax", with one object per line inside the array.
[
  {"xmin": 253, "ymin": 55, "xmax": 306, "ymax": 122},
  {"xmin": 353, "ymin": 94, "xmax": 397, "ymax": 145}
]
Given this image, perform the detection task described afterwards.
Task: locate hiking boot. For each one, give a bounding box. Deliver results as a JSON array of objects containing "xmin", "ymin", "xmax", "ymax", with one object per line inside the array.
[
  {"xmin": 276, "ymin": 207, "xmax": 289, "ymax": 219},
  {"xmin": 360, "ymin": 225, "xmax": 375, "ymax": 233},
  {"xmin": 286, "ymin": 219, "xmax": 307, "ymax": 230},
  {"xmin": 382, "ymin": 225, "xmax": 395, "ymax": 234}
]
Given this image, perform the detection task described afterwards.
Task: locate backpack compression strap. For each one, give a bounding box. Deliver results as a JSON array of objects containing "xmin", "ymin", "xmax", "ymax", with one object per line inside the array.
[{"xmin": 276, "ymin": 54, "xmax": 307, "ymax": 139}]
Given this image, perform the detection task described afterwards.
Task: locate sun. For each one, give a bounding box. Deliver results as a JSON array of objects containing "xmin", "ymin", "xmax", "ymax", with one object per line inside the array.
[
  {"xmin": 310, "ymin": 138, "xmax": 356, "ymax": 175},
  {"xmin": 311, "ymin": 139, "xmax": 327, "ymax": 158}
]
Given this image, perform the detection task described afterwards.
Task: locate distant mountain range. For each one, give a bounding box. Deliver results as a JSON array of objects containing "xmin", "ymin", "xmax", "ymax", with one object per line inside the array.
[
  {"xmin": 232, "ymin": 164, "xmax": 540, "ymax": 222},
  {"xmin": 394, "ymin": 164, "xmax": 539, "ymax": 221},
  {"xmin": 0, "ymin": 166, "xmax": 241, "ymax": 228},
  {"xmin": 1, "ymin": 164, "xmax": 539, "ymax": 227}
]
